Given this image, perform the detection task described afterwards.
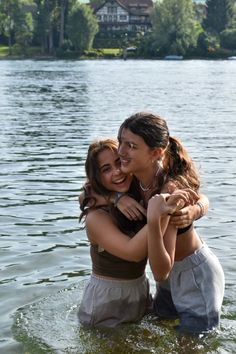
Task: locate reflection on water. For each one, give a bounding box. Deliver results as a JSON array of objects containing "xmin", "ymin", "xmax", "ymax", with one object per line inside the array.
[{"xmin": 0, "ymin": 59, "xmax": 236, "ymax": 353}]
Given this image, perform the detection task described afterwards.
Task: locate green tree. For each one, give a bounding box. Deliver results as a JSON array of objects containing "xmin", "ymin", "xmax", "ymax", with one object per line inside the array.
[
  {"xmin": 67, "ymin": 2, "xmax": 98, "ymax": 52},
  {"xmin": 14, "ymin": 10, "xmax": 34, "ymax": 52},
  {"xmin": 151, "ymin": 0, "xmax": 202, "ymax": 56},
  {"xmin": 59, "ymin": 0, "xmax": 67, "ymax": 47},
  {"xmin": 220, "ymin": 28, "xmax": 236, "ymax": 50},
  {"xmin": 0, "ymin": 0, "xmax": 34, "ymax": 54},
  {"xmin": 0, "ymin": 0, "xmax": 19, "ymax": 53},
  {"xmin": 203, "ymin": 0, "xmax": 234, "ymax": 34},
  {"xmin": 58, "ymin": 0, "xmax": 78, "ymax": 49},
  {"xmin": 34, "ymin": 0, "xmax": 58, "ymax": 54},
  {"xmin": 227, "ymin": 0, "xmax": 236, "ymax": 28}
]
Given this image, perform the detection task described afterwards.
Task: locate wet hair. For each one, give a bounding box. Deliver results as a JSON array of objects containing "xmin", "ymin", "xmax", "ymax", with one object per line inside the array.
[{"xmin": 119, "ymin": 112, "xmax": 200, "ymax": 192}]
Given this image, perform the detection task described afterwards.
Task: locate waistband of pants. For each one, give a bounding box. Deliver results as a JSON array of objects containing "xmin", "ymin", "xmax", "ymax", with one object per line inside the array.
[
  {"xmin": 172, "ymin": 243, "xmax": 211, "ymax": 272},
  {"xmin": 91, "ymin": 273, "xmax": 146, "ymax": 287}
]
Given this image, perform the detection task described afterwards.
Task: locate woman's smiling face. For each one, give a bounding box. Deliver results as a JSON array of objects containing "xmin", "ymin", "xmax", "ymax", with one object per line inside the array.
[
  {"xmin": 98, "ymin": 148, "xmax": 132, "ymax": 193},
  {"xmin": 118, "ymin": 128, "xmax": 156, "ymax": 176}
]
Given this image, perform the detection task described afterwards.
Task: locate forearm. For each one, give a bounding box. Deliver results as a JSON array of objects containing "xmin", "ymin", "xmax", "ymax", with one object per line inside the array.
[
  {"xmin": 148, "ymin": 218, "xmax": 172, "ymax": 281},
  {"xmin": 124, "ymin": 226, "xmax": 148, "ymax": 262}
]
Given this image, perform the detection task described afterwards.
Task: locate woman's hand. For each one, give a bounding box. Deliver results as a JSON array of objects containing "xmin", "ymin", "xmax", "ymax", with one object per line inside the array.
[
  {"xmin": 148, "ymin": 189, "xmax": 198, "ymax": 220},
  {"xmin": 116, "ymin": 194, "xmax": 146, "ymax": 220},
  {"xmin": 170, "ymin": 205, "xmax": 197, "ymax": 228},
  {"xmin": 170, "ymin": 190, "xmax": 207, "ymax": 228}
]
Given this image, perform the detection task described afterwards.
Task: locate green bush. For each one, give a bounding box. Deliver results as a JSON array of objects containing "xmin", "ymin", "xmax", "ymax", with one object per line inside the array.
[{"xmin": 220, "ymin": 28, "xmax": 236, "ymax": 50}]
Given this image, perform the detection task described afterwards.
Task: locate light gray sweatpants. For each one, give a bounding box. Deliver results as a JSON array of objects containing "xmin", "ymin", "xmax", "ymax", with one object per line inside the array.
[
  {"xmin": 78, "ymin": 273, "xmax": 152, "ymax": 328},
  {"xmin": 153, "ymin": 243, "xmax": 225, "ymax": 334}
]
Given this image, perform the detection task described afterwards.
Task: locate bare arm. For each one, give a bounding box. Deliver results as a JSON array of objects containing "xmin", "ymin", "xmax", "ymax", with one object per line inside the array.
[
  {"xmin": 85, "ymin": 209, "xmax": 147, "ymax": 262},
  {"xmin": 147, "ymin": 191, "xmax": 192, "ymax": 281}
]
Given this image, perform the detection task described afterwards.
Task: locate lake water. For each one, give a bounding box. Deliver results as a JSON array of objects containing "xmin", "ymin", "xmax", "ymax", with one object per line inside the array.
[{"xmin": 0, "ymin": 59, "xmax": 235, "ymax": 354}]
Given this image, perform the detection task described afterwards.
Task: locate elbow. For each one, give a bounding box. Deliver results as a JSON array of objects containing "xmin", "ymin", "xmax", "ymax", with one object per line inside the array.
[
  {"xmin": 153, "ymin": 272, "xmax": 169, "ymax": 282},
  {"xmin": 151, "ymin": 261, "xmax": 173, "ymax": 281}
]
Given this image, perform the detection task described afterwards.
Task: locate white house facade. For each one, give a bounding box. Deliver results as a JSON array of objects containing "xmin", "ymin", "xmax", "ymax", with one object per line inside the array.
[{"xmin": 91, "ymin": 0, "xmax": 153, "ymax": 33}]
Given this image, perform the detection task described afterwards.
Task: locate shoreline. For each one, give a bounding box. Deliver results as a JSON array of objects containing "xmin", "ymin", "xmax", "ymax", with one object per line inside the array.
[{"xmin": 0, "ymin": 55, "xmax": 234, "ymax": 61}]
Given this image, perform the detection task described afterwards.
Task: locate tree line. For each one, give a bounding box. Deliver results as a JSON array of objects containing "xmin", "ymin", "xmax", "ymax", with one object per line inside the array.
[{"xmin": 0, "ymin": 0, "xmax": 235, "ymax": 58}]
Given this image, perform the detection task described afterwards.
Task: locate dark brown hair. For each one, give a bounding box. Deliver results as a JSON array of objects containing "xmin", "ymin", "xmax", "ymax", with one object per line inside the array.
[{"xmin": 119, "ymin": 111, "xmax": 200, "ymax": 192}]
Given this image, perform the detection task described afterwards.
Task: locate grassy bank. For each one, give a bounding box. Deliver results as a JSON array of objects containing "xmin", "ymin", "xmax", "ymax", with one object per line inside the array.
[
  {"xmin": 0, "ymin": 46, "xmax": 9, "ymax": 57},
  {"xmin": 0, "ymin": 45, "xmax": 123, "ymax": 59}
]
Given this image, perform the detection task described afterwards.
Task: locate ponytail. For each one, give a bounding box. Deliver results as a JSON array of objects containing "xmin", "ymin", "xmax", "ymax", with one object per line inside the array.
[{"xmin": 163, "ymin": 136, "xmax": 200, "ymax": 191}]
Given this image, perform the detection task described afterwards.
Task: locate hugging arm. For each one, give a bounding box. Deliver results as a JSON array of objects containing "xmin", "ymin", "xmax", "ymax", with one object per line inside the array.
[
  {"xmin": 147, "ymin": 192, "xmax": 191, "ymax": 281},
  {"xmin": 79, "ymin": 183, "xmax": 146, "ymax": 221},
  {"xmin": 85, "ymin": 209, "xmax": 147, "ymax": 262}
]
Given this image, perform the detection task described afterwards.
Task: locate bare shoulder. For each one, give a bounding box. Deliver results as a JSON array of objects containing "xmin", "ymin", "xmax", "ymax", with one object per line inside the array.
[
  {"xmin": 86, "ymin": 208, "xmax": 108, "ymax": 221},
  {"xmin": 85, "ymin": 208, "xmax": 115, "ymax": 230}
]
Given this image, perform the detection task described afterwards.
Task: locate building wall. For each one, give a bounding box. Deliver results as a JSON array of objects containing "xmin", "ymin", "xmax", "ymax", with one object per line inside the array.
[
  {"xmin": 96, "ymin": 3, "xmax": 129, "ymax": 24},
  {"xmin": 94, "ymin": 0, "xmax": 152, "ymax": 32}
]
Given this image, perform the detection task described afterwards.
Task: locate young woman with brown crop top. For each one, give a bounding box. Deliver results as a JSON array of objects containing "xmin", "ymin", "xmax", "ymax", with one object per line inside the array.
[{"xmin": 78, "ymin": 138, "xmax": 151, "ymax": 328}]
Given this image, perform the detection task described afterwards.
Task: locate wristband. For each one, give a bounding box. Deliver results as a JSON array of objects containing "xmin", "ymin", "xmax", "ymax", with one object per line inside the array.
[{"xmin": 114, "ymin": 192, "xmax": 124, "ymax": 207}]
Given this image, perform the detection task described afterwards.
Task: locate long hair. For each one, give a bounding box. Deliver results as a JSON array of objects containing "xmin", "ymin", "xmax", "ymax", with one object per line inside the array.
[
  {"xmin": 119, "ymin": 112, "xmax": 200, "ymax": 192},
  {"xmin": 85, "ymin": 139, "xmax": 118, "ymax": 196},
  {"xmin": 79, "ymin": 139, "xmax": 118, "ymax": 221},
  {"xmin": 164, "ymin": 136, "xmax": 200, "ymax": 191},
  {"xmin": 79, "ymin": 139, "xmax": 145, "ymax": 232}
]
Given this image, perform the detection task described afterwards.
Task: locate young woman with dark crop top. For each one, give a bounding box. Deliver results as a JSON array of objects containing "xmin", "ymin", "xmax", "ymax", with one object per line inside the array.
[{"xmin": 117, "ymin": 112, "xmax": 225, "ymax": 335}]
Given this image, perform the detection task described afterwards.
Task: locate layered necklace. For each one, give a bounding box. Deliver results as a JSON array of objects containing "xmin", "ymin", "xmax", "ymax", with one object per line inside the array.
[{"xmin": 139, "ymin": 163, "xmax": 161, "ymax": 192}]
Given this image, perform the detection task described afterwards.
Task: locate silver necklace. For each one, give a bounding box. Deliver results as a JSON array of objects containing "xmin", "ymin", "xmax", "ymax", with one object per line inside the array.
[
  {"xmin": 139, "ymin": 180, "xmax": 153, "ymax": 192},
  {"xmin": 139, "ymin": 163, "xmax": 161, "ymax": 192}
]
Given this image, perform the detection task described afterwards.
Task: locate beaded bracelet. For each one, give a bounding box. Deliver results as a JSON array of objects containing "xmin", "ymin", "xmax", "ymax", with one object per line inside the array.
[
  {"xmin": 196, "ymin": 201, "xmax": 205, "ymax": 219},
  {"xmin": 114, "ymin": 192, "xmax": 125, "ymax": 207}
]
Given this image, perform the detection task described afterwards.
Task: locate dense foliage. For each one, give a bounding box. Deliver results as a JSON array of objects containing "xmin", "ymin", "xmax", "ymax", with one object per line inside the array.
[
  {"xmin": 0, "ymin": 0, "xmax": 98, "ymax": 55},
  {"xmin": 151, "ymin": 0, "xmax": 201, "ymax": 56},
  {"xmin": 0, "ymin": 0, "xmax": 236, "ymax": 58}
]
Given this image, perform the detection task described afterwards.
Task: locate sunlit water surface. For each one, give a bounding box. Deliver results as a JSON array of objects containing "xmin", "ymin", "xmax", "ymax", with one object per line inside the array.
[{"xmin": 0, "ymin": 59, "xmax": 235, "ymax": 353}]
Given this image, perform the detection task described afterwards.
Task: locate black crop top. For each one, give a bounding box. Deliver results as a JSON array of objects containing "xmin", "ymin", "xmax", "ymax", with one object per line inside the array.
[{"xmin": 177, "ymin": 223, "xmax": 193, "ymax": 235}]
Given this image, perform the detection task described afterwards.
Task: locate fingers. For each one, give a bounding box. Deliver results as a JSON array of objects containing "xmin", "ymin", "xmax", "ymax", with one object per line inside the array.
[
  {"xmin": 119, "ymin": 203, "xmax": 146, "ymax": 221},
  {"xmin": 168, "ymin": 189, "xmax": 199, "ymax": 208},
  {"xmin": 172, "ymin": 189, "xmax": 199, "ymax": 205},
  {"xmin": 122, "ymin": 207, "xmax": 144, "ymax": 221},
  {"xmin": 136, "ymin": 204, "xmax": 147, "ymax": 217},
  {"xmin": 125, "ymin": 201, "xmax": 147, "ymax": 220},
  {"xmin": 170, "ymin": 206, "xmax": 193, "ymax": 228}
]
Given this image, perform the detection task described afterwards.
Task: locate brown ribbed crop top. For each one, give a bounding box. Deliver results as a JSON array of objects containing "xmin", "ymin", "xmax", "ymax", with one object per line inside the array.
[{"xmin": 90, "ymin": 244, "xmax": 147, "ymax": 279}]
